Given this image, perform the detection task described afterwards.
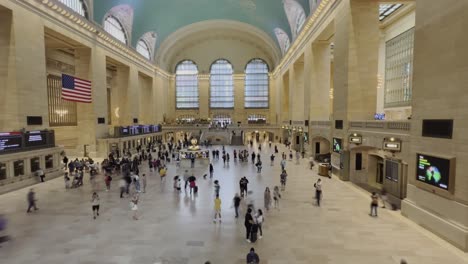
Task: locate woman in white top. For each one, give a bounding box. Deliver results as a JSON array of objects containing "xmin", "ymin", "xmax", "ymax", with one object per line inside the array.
[
  {"xmin": 256, "ymin": 209, "xmax": 264, "ymax": 238},
  {"xmin": 314, "ymin": 179, "xmax": 322, "ymax": 206},
  {"xmin": 91, "ymin": 192, "xmax": 100, "ymax": 219}
]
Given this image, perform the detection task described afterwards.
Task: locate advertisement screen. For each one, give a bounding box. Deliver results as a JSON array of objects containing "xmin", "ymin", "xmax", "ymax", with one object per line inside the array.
[
  {"xmin": 417, "ymin": 154, "xmax": 451, "ymax": 190},
  {"xmin": 0, "ymin": 133, "xmax": 23, "ymax": 152},
  {"xmin": 24, "ymin": 131, "xmax": 48, "ymax": 148},
  {"xmin": 333, "ymin": 138, "xmax": 342, "ymax": 153}
]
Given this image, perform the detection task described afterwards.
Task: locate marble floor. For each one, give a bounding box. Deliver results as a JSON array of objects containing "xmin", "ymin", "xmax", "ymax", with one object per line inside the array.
[{"xmin": 0, "ymin": 143, "xmax": 467, "ymax": 264}]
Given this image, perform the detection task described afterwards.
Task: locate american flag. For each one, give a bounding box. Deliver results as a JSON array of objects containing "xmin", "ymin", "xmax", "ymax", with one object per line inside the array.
[{"xmin": 61, "ymin": 74, "xmax": 92, "ymax": 103}]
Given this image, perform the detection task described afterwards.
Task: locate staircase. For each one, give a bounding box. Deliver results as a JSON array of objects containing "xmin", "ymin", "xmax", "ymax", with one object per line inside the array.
[{"xmin": 231, "ymin": 135, "xmax": 243, "ymax": 145}]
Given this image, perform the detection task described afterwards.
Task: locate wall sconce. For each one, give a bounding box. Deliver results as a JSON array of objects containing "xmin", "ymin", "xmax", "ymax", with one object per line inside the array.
[
  {"xmin": 383, "ymin": 137, "xmax": 401, "ymax": 152},
  {"xmin": 349, "ymin": 133, "xmax": 362, "ymax": 144}
]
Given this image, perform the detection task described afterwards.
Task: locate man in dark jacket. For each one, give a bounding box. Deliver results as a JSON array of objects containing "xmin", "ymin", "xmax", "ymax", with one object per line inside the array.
[
  {"xmin": 26, "ymin": 188, "xmax": 38, "ymax": 213},
  {"xmin": 246, "ymin": 247, "xmax": 260, "ymax": 263}
]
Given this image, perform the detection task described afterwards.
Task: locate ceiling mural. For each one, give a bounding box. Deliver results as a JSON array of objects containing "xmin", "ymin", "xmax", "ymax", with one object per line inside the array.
[{"xmin": 93, "ymin": 0, "xmax": 310, "ymax": 53}]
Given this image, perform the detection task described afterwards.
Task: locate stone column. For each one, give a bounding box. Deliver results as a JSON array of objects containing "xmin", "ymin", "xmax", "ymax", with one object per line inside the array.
[
  {"xmin": 115, "ymin": 65, "xmax": 130, "ymax": 125},
  {"xmin": 310, "ymin": 41, "xmax": 331, "ymax": 121},
  {"xmin": 292, "ymin": 59, "xmax": 305, "ymax": 122},
  {"xmin": 402, "ymin": 0, "xmax": 468, "ymax": 251}
]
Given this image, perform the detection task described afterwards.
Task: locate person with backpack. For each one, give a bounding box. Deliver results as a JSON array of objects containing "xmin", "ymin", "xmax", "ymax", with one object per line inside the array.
[
  {"xmin": 246, "ymin": 248, "xmax": 260, "ymax": 264},
  {"xmin": 314, "ymin": 179, "xmax": 322, "ymax": 206}
]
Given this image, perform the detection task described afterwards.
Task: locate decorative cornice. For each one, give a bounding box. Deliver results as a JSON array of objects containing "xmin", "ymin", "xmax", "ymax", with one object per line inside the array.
[
  {"xmin": 272, "ymin": 0, "xmax": 335, "ymax": 78},
  {"xmin": 27, "ymin": 0, "xmax": 172, "ymax": 79}
]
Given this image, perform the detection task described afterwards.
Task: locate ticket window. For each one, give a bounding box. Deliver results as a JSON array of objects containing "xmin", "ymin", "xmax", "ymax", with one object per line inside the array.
[
  {"xmin": 45, "ymin": 154, "xmax": 54, "ymax": 169},
  {"xmin": 0, "ymin": 162, "xmax": 6, "ymax": 180},
  {"xmin": 30, "ymin": 157, "xmax": 40, "ymax": 173},
  {"xmin": 14, "ymin": 160, "xmax": 24, "ymax": 176}
]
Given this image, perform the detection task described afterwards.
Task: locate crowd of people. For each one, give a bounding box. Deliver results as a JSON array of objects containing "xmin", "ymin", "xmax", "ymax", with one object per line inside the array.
[{"xmin": 7, "ymin": 134, "xmax": 407, "ymax": 263}]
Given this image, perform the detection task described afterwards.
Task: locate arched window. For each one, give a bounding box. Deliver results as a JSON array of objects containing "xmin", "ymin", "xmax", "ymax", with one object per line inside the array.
[
  {"xmin": 274, "ymin": 28, "xmax": 291, "ymax": 55},
  {"xmin": 210, "ymin": 59, "xmax": 234, "ymax": 108},
  {"xmin": 245, "ymin": 59, "xmax": 269, "ymax": 108},
  {"xmin": 59, "ymin": 0, "xmax": 88, "ymax": 18},
  {"xmin": 136, "ymin": 39, "xmax": 151, "ymax": 60},
  {"xmin": 104, "ymin": 16, "xmax": 127, "ymax": 44},
  {"xmin": 176, "ymin": 60, "xmax": 199, "ymax": 109},
  {"xmin": 283, "ymin": 0, "xmax": 307, "ymax": 39}
]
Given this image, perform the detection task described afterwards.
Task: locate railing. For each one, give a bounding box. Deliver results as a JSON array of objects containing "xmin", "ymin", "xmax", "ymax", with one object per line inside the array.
[
  {"xmin": 310, "ymin": 121, "xmax": 331, "ymax": 127},
  {"xmin": 349, "ymin": 121, "xmax": 411, "ymax": 132}
]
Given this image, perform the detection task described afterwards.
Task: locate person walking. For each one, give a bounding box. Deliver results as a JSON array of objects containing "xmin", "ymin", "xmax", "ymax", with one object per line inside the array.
[
  {"xmin": 233, "ymin": 193, "xmax": 241, "ymax": 218},
  {"xmin": 209, "ymin": 163, "xmax": 214, "ymax": 178},
  {"xmin": 295, "ymin": 151, "xmax": 300, "ymax": 164},
  {"xmin": 104, "ymin": 174, "xmax": 112, "ymax": 191},
  {"xmin": 270, "ymin": 154, "xmax": 275, "ymax": 166},
  {"xmin": 280, "ymin": 170, "xmax": 287, "ymax": 191},
  {"xmin": 246, "ymin": 248, "xmax": 260, "ymax": 264},
  {"xmin": 26, "ymin": 188, "xmax": 38, "ymax": 213},
  {"xmin": 264, "ymin": 187, "xmax": 271, "ymax": 211},
  {"xmin": 370, "ymin": 192, "xmax": 379, "ymax": 217},
  {"xmin": 273, "ymin": 186, "xmax": 281, "ymax": 209},
  {"xmin": 314, "ymin": 179, "xmax": 322, "ymax": 206},
  {"xmin": 91, "ymin": 192, "xmax": 100, "ymax": 219},
  {"xmin": 280, "ymin": 158, "xmax": 286, "ymax": 171},
  {"xmin": 131, "ymin": 194, "xmax": 139, "ymax": 220},
  {"xmin": 133, "ymin": 173, "xmax": 141, "ymax": 193},
  {"xmin": 141, "ymin": 174, "xmax": 147, "ymax": 193},
  {"xmin": 189, "ymin": 175, "xmax": 197, "ymax": 194},
  {"xmin": 183, "ymin": 170, "xmax": 189, "ymax": 190},
  {"xmin": 159, "ymin": 166, "xmax": 167, "ymax": 182},
  {"xmin": 214, "ymin": 180, "xmax": 220, "ymax": 197},
  {"xmin": 37, "ymin": 168, "xmax": 45, "ymax": 182},
  {"xmin": 256, "ymin": 209, "xmax": 264, "ymax": 239},
  {"xmin": 244, "ymin": 208, "xmax": 254, "ymax": 243},
  {"xmin": 240, "ymin": 177, "xmax": 249, "ymax": 197},
  {"xmin": 119, "ymin": 178, "xmax": 126, "ymax": 198},
  {"xmin": 213, "ymin": 195, "xmax": 222, "ymax": 223}
]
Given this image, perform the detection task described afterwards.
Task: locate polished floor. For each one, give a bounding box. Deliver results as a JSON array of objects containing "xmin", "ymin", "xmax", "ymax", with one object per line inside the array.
[{"xmin": 0, "ymin": 144, "xmax": 467, "ymax": 264}]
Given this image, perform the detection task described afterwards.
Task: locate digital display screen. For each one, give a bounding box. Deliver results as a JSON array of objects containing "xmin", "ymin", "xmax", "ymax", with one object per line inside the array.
[
  {"xmin": 120, "ymin": 127, "xmax": 129, "ymax": 135},
  {"xmin": 24, "ymin": 131, "xmax": 48, "ymax": 148},
  {"xmin": 129, "ymin": 126, "xmax": 139, "ymax": 135},
  {"xmin": 139, "ymin": 125, "xmax": 151, "ymax": 134},
  {"xmin": 0, "ymin": 133, "xmax": 23, "ymax": 152},
  {"xmin": 417, "ymin": 154, "xmax": 451, "ymax": 190},
  {"xmin": 333, "ymin": 138, "xmax": 342, "ymax": 153}
]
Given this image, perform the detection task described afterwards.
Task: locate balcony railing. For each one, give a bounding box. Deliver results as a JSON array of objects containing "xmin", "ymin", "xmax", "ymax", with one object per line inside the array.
[{"xmin": 349, "ymin": 121, "xmax": 410, "ymax": 132}]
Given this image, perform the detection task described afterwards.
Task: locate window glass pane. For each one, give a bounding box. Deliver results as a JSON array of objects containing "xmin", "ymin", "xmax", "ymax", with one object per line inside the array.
[
  {"xmin": 47, "ymin": 75, "xmax": 78, "ymax": 126},
  {"xmin": 384, "ymin": 28, "xmax": 414, "ymax": 108},
  {"xmin": 210, "ymin": 60, "xmax": 234, "ymax": 108},
  {"xmin": 14, "ymin": 160, "xmax": 24, "ymax": 177},
  {"xmin": 45, "ymin": 155, "xmax": 54, "ymax": 169},
  {"xmin": 30, "ymin": 157, "xmax": 40, "ymax": 173},
  {"xmin": 379, "ymin": 4, "xmax": 403, "ymax": 21},
  {"xmin": 136, "ymin": 40, "xmax": 151, "ymax": 60},
  {"xmin": 245, "ymin": 59, "xmax": 269, "ymax": 108},
  {"xmin": 0, "ymin": 162, "xmax": 6, "ymax": 180},
  {"xmin": 104, "ymin": 16, "xmax": 127, "ymax": 44},
  {"xmin": 176, "ymin": 61, "xmax": 199, "ymax": 109},
  {"xmin": 59, "ymin": 0, "xmax": 87, "ymax": 18}
]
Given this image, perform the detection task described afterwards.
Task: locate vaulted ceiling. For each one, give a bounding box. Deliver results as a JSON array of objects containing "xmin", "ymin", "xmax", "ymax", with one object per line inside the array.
[{"xmin": 93, "ymin": 0, "xmax": 311, "ymax": 49}]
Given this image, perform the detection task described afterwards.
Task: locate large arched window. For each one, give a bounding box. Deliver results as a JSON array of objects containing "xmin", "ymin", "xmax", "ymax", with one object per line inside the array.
[
  {"xmin": 176, "ymin": 60, "xmax": 199, "ymax": 109},
  {"xmin": 245, "ymin": 59, "xmax": 269, "ymax": 108},
  {"xmin": 283, "ymin": 0, "xmax": 307, "ymax": 39},
  {"xmin": 210, "ymin": 59, "xmax": 234, "ymax": 108},
  {"xmin": 104, "ymin": 16, "xmax": 127, "ymax": 44},
  {"xmin": 136, "ymin": 39, "xmax": 151, "ymax": 60},
  {"xmin": 59, "ymin": 0, "xmax": 88, "ymax": 18}
]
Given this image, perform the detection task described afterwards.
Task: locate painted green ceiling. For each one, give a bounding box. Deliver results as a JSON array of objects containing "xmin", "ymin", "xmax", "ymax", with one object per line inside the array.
[{"xmin": 93, "ymin": 0, "xmax": 310, "ymax": 48}]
